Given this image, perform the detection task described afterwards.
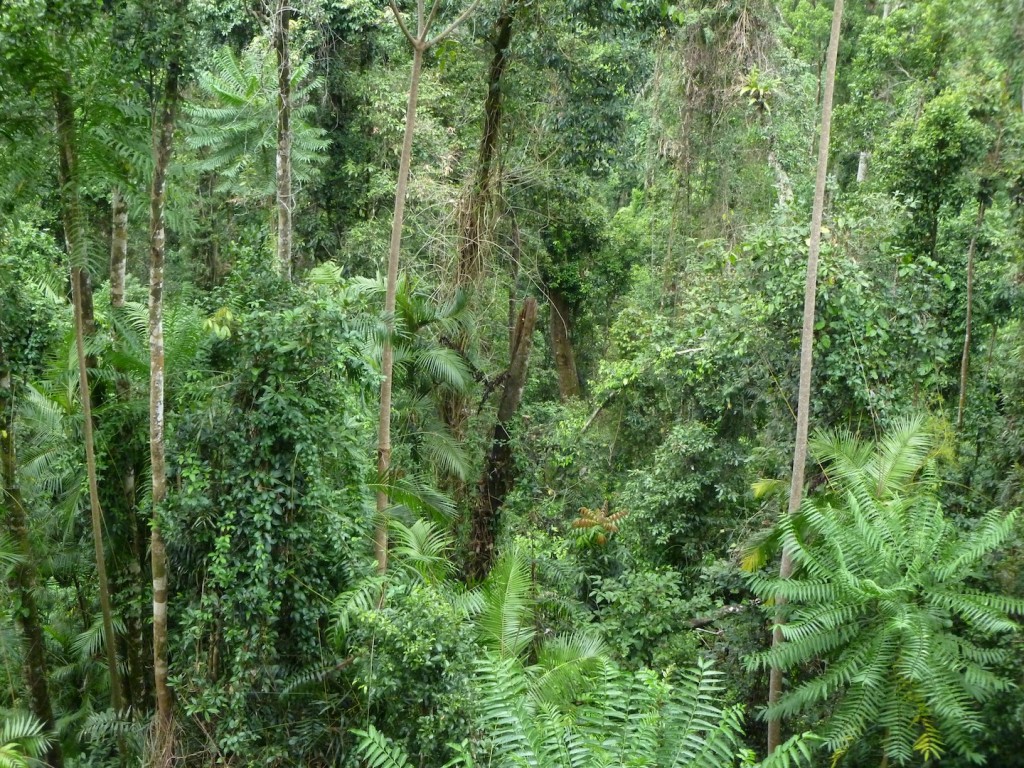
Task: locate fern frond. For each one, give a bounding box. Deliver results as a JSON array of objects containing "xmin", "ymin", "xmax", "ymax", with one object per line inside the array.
[{"xmin": 352, "ymin": 725, "xmax": 413, "ymax": 768}]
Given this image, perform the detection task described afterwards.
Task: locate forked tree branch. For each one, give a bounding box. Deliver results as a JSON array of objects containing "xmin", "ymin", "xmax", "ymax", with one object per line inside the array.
[
  {"xmin": 427, "ymin": 0, "xmax": 483, "ymax": 47},
  {"xmin": 388, "ymin": 0, "xmax": 418, "ymax": 46}
]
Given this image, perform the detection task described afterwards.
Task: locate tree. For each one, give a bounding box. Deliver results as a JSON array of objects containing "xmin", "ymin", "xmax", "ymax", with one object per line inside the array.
[
  {"xmin": 1, "ymin": 344, "xmax": 63, "ymax": 768},
  {"xmin": 148, "ymin": 41, "xmax": 182, "ymax": 768},
  {"xmin": 55, "ymin": 74, "xmax": 125, "ymax": 717},
  {"xmin": 748, "ymin": 417, "xmax": 1024, "ymax": 765},
  {"xmin": 466, "ymin": 297, "xmax": 538, "ymax": 581},
  {"xmin": 375, "ymin": 0, "xmax": 482, "ymax": 573},
  {"xmin": 273, "ymin": 0, "xmax": 294, "ymax": 279},
  {"xmin": 767, "ymin": 0, "xmax": 844, "ymax": 754}
]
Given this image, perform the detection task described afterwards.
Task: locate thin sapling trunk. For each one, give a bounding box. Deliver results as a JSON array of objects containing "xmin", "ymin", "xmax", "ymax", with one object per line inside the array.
[
  {"xmin": 55, "ymin": 82, "xmax": 124, "ymax": 714},
  {"xmin": 766, "ymin": 0, "xmax": 844, "ymax": 755},
  {"xmin": 375, "ymin": 0, "xmax": 481, "ymax": 573}
]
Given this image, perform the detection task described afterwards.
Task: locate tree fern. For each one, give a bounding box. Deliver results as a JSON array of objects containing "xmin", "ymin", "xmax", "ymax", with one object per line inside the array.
[
  {"xmin": 185, "ymin": 42, "xmax": 329, "ymax": 200},
  {"xmin": 746, "ymin": 418, "xmax": 1023, "ymax": 764},
  {"xmin": 470, "ymin": 653, "xmax": 817, "ymax": 768}
]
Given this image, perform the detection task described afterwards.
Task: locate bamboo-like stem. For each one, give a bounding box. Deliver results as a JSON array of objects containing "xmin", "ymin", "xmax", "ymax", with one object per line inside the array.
[{"xmin": 274, "ymin": 0, "xmax": 293, "ymax": 280}]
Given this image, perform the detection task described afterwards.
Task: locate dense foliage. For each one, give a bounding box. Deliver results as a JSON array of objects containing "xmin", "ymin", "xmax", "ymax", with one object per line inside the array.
[{"xmin": 1, "ymin": 0, "xmax": 1023, "ymax": 766}]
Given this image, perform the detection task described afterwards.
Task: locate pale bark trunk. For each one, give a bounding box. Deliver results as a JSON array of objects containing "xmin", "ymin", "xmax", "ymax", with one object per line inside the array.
[
  {"xmin": 767, "ymin": 0, "xmax": 844, "ymax": 755},
  {"xmin": 856, "ymin": 150, "xmax": 870, "ymax": 182},
  {"xmin": 548, "ymin": 288, "xmax": 580, "ymax": 399},
  {"xmin": 148, "ymin": 59, "xmax": 180, "ymax": 766},
  {"xmin": 376, "ymin": 0, "xmax": 482, "ymax": 572},
  {"xmin": 956, "ymin": 202, "xmax": 986, "ymax": 432},
  {"xmin": 55, "ymin": 82, "xmax": 124, "ymax": 715},
  {"xmin": 767, "ymin": 148, "xmax": 794, "ymax": 207},
  {"xmin": 376, "ymin": 43, "xmax": 424, "ymax": 574},
  {"xmin": 1, "ymin": 368, "xmax": 65, "ymax": 768},
  {"xmin": 467, "ymin": 297, "xmax": 538, "ymax": 581},
  {"xmin": 274, "ymin": 0, "xmax": 293, "ymax": 280},
  {"xmin": 110, "ymin": 187, "xmax": 128, "ymax": 307}
]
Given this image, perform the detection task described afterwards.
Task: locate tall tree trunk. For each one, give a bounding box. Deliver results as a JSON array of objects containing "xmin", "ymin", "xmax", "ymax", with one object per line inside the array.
[
  {"xmin": 547, "ymin": 287, "xmax": 580, "ymax": 399},
  {"xmin": 856, "ymin": 150, "xmax": 870, "ymax": 182},
  {"xmin": 956, "ymin": 201, "xmax": 987, "ymax": 432},
  {"xmin": 110, "ymin": 188, "xmax": 128, "ymax": 307},
  {"xmin": 441, "ymin": 0, "xmax": 520, "ymax": 440},
  {"xmin": 55, "ymin": 83, "xmax": 124, "ymax": 715},
  {"xmin": 456, "ymin": 0, "xmax": 518, "ymax": 285},
  {"xmin": 1, "ymin": 366, "xmax": 65, "ymax": 768},
  {"xmin": 274, "ymin": 0, "xmax": 293, "ymax": 280},
  {"xmin": 467, "ymin": 297, "xmax": 538, "ymax": 581},
  {"xmin": 376, "ymin": 0, "xmax": 482, "ymax": 572},
  {"xmin": 148, "ymin": 59, "xmax": 180, "ymax": 766},
  {"xmin": 109, "ymin": 186, "xmax": 149, "ymax": 709},
  {"xmin": 376, "ymin": 43, "xmax": 424, "ymax": 574},
  {"xmin": 766, "ymin": 0, "xmax": 844, "ymax": 755}
]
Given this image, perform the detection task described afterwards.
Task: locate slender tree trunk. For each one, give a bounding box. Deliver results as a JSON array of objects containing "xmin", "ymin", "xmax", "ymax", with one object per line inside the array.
[
  {"xmin": 467, "ymin": 297, "xmax": 538, "ymax": 581},
  {"xmin": 376, "ymin": 43, "xmax": 424, "ymax": 574},
  {"xmin": 110, "ymin": 187, "xmax": 128, "ymax": 306},
  {"xmin": 548, "ymin": 287, "xmax": 580, "ymax": 399},
  {"xmin": 956, "ymin": 202, "xmax": 986, "ymax": 432},
  {"xmin": 54, "ymin": 82, "xmax": 124, "ymax": 715},
  {"xmin": 109, "ymin": 187, "xmax": 149, "ymax": 709},
  {"xmin": 1, "ymin": 366, "xmax": 65, "ymax": 768},
  {"xmin": 766, "ymin": 0, "xmax": 844, "ymax": 755},
  {"xmin": 274, "ymin": 0, "xmax": 293, "ymax": 280},
  {"xmin": 148, "ymin": 59, "xmax": 180, "ymax": 766},
  {"xmin": 767, "ymin": 145, "xmax": 794, "ymax": 207},
  {"xmin": 377, "ymin": 0, "xmax": 482, "ymax": 572}
]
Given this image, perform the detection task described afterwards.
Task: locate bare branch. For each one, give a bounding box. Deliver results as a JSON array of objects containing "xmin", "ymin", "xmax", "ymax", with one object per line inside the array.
[
  {"xmin": 425, "ymin": 0, "xmax": 482, "ymax": 48},
  {"xmin": 388, "ymin": 0, "xmax": 418, "ymax": 46},
  {"xmin": 424, "ymin": 0, "xmax": 442, "ymax": 35}
]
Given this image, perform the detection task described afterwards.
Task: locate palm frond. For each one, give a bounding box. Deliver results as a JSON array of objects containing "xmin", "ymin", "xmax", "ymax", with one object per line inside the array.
[
  {"xmin": 477, "ymin": 549, "xmax": 535, "ymax": 659},
  {"xmin": 0, "ymin": 711, "xmax": 51, "ymax": 768}
]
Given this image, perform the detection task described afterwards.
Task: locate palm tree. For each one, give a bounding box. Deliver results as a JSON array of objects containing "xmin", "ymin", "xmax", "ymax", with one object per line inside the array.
[
  {"xmin": 747, "ymin": 417, "xmax": 1024, "ymax": 765},
  {"xmin": 0, "ymin": 712, "xmax": 52, "ymax": 768},
  {"xmin": 310, "ymin": 268, "xmax": 475, "ymax": 484}
]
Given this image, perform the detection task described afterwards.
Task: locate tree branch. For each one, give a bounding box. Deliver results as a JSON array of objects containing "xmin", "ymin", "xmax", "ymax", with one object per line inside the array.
[
  {"xmin": 424, "ymin": 0, "xmax": 443, "ymax": 35},
  {"xmin": 388, "ymin": 0, "xmax": 418, "ymax": 46},
  {"xmin": 426, "ymin": 0, "xmax": 482, "ymax": 47}
]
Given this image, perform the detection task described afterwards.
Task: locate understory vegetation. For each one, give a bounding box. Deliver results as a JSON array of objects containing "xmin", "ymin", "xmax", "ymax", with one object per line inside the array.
[{"xmin": 1, "ymin": 0, "xmax": 1024, "ymax": 766}]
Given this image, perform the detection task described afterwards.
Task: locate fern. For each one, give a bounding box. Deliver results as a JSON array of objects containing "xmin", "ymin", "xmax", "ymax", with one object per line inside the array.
[
  {"xmin": 746, "ymin": 419, "xmax": 1022, "ymax": 764},
  {"xmin": 185, "ymin": 42, "xmax": 328, "ymax": 200},
  {"xmin": 468, "ymin": 652, "xmax": 814, "ymax": 768},
  {"xmin": 353, "ymin": 725, "xmax": 414, "ymax": 768}
]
